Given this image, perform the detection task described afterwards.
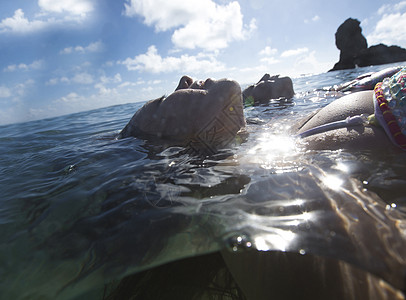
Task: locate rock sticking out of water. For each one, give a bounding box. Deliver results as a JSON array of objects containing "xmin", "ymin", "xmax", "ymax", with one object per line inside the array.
[{"xmin": 330, "ymin": 18, "xmax": 406, "ymax": 71}]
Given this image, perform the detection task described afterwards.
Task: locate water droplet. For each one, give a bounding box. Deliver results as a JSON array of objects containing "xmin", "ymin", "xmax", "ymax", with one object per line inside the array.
[
  {"xmin": 299, "ymin": 249, "xmax": 306, "ymax": 255},
  {"xmin": 227, "ymin": 234, "xmax": 252, "ymax": 252},
  {"xmin": 63, "ymin": 164, "xmax": 77, "ymax": 174}
]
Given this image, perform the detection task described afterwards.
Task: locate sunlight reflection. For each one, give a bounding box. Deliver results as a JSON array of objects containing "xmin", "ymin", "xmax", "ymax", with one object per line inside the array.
[
  {"xmin": 254, "ymin": 230, "xmax": 296, "ymax": 251},
  {"xmin": 284, "ymin": 211, "xmax": 314, "ymax": 226},
  {"xmin": 290, "ymin": 198, "xmax": 305, "ymax": 206},
  {"xmin": 334, "ymin": 161, "xmax": 349, "ymax": 173},
  {"xmin": 254, "ymin": 236, "xmax": 270, "ymax": 251},
  {"xmin": 322, "ymin": 174, "xmax": 344, "ymax": 191},
  {"xmin": 248, "ymin": 206, "xmax": 315, "ymax": 252},
  {"xmin": 247, "ymin": 133, "xmax": 298, "ymax": 167}
]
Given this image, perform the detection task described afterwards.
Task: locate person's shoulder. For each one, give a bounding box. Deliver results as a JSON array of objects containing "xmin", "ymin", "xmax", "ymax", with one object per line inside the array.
[{"xmin": 298, "ymin": 91, "xmax": 374, "ymax": 134}]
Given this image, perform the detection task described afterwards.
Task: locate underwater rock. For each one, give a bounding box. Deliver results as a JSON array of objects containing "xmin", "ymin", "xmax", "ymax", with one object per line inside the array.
[{"xmin": 330, "ymin": 18, "xmax": 406, "ymax": 71}]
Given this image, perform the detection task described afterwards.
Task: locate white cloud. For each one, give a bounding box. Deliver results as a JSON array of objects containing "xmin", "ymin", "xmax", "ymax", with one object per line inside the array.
[
  {"xmin": 47, "ymin": 72, "xmax": 96, "ymax": 85},
  {"xmin": 61, "ymin": 77, "xmax": 70, "ymax": 83},
  {"xmin": 15, "ymin": 79, "xmax": 35, "ymax": 97},
  {"xmin": 60, "ymin": 48, "xmax": 73, "ymax": 55},
  {"xmin": 281, "ymin": 47, "xmax": 309, "ymax": 58},
  {"xmin": 46, "ymin": 78, "xmax": 60, "ymax": 86},
  {"xmin": 94, "ymin": 83, "xmax": 117, "ymax": 96},
  {"xmin": 0, "ymin": 9, "xmax": 47, "ymax": 33},
  {"xmin": 123, "ymin": 0, "xmax": 256, "ymax": 50},
  {"xmin": 118, "ymin": 78, "xmax": 159, "ymax": 88},
  {"xmin": 60, "ymin": 41, "xmax": 104, "ymax": 54},
  {"xmin": 0, "ymin": 0, "xmax": 94, "ymax": 34},
  {"xmin": 260, "ymin": 57, "xmax": 279, "ymax": 65},
  {"xmin": 291, "ymin": 51, "xmax": 332, "ymax": 76},
  {"xmin": 72, "ymin": 72, "xmax": 94, "ymax": 84},
  {"xmin": 367, "ymin": 1, "xmax": 406, "ymax": 46},
  {"xmin": 0, "ymin": 79, "xmax": 35, "ymax": 112},
  {"xmin": 49, "ymin": 84, "xmax": 155, "ymax": 118},
  {"xmin": 57, "ymin": 92, "xmax": 81, "ymax": 103},
  {"xmin": 118, "ymin": 82, "xmax": 134, "ymax": 88},
  {"xmin": 3, "ymin": 60, "xmax": 44, "ymax": 72},
  {"xmin": 124, "ymin": 0, "xmax": 201, "ymax": 30},
  {"xmin": 46, "ymin": 76, "xmax": 71, "ymax": 85},
  {"xmin": 0, "ymin": 75, "xmax": 165, "ymax": 125},
  {"xmin": 259, "ymin": 46, "xmax": 278, "ymax": 56},
  {"xmin": 119, "ymin": 45, "xmax": 226, "ymax": 74},
  {"xmin": 304, "ymin": 15, "xmax": 320, "ymax": 24},
  {"xmin": 258, "ymin": 46, "xmax": 279, "ymax": 65},
  {"xmin": 100, "ymin": 73, "xmax": 122, "ymax": 84},
  {"xmin": 151, "ymin": 79, "xmax": 162, "ymax": 85},
  {"xmin": 47, "ymin": 72, "xmax": 94, "ymax": 85},
  {"xmin": 312, "ymin": 15, "xmax": 320, "ymax": 22},
  {"xmin": 103, "ymin": 61, "xmax": 115, "ymax": 67},
  {"xmin": 38, "ymin": 0, "xmax": 94, "ymax": 16},
  {"xmin": 377, "ymin": 1, "xmax": 406, "ymax": 15},
  {"xmin": 0, "ymin": 86, "xmax": 11, "ymax": 98}
]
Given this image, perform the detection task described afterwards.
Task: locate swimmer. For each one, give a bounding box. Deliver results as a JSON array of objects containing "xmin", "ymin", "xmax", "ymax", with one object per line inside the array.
[
  {"xmin": 295, "ymin": 67, "xmax": 406, "ymax": 152},
  {"xmin": 119, "ymin": 68, "xmax": 406, "ymax": 153},
  {"xmin": 242, "ymin": 73, "xmax": 294, "ymax": 105},
  {"xmin": 110, "ymin": 70, "xmax": 406, "ymax": 300},
  {"xmin": 118, "ymin": 75, "xmax": 245, "ymax": 153},
  {"xmin": 334, "ymin": 66, "xmax": 403, "ymax": 92},
  {"xmin": 118, "ymin": 73, "xmax": 294, "ymax": 152}
]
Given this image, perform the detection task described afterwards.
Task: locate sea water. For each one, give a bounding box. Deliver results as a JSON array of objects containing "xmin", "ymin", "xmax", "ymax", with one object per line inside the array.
[{"xmin": 1, "ymin": 63, "xmax": 406, "ymax": 299}]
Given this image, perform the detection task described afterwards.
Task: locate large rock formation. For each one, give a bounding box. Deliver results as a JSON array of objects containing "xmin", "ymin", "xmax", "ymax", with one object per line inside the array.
[
  {"xmin": 333, "ymin": 18, "xmax": 368, "ymax": 70},
  {"xmin": 330, "ymin": 18, "xmax": 406, "ymax": 71},
  {"xmin": 355, "ymin": 44, "xmax": 406, "ymax": 67}
]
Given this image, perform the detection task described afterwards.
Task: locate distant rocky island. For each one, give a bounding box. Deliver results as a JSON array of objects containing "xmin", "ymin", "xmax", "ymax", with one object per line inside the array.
[{"xmin": 329, "ymin": 18, "xmax": 406, "ymax": 71}]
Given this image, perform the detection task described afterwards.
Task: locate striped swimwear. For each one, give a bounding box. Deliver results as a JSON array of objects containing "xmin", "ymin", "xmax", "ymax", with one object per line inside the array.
[{"xmin": 373, "ymin": 67, "xmax": 406, "ymax": 150}]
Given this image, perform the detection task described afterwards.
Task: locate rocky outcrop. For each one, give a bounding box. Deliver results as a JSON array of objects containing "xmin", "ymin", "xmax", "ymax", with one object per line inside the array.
[
  {"xmin": 332, "ymin": 18, "xmax": 367, "ymax": 70},
  {"xmin": 330, "ymin": 18, "xmax": 406, "ymax": 71},
  {"xmin": 354, "ymin": 44, "xmax": 406, "ymax": 67}
]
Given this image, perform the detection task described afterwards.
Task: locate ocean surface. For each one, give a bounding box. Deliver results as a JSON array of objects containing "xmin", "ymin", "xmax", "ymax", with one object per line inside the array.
[{"xmin": 1, "ymin": 63, "xmax": 406, "ymax": 299}]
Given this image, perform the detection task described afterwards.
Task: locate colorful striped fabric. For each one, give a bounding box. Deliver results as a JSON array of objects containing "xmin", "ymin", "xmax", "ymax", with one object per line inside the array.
[{"xmin": 373, "ymin": 67, "xmax": 406, "ymax": 150}]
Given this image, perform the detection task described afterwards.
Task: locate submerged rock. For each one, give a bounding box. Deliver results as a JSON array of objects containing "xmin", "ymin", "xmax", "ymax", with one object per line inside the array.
[{"xmin": 330, "ymin": 18, "xmax": 406, "ymax": 71}]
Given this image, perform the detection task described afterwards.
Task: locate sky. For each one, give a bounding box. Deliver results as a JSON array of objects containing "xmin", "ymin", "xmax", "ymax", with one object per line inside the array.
[{"xmin": 1, "ymin": 0, "xmax": 406, "ymax": 125}]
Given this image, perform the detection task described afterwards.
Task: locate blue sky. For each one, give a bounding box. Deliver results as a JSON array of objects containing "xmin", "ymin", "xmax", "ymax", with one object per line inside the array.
[{"xmin": 1, "ymin": 0, "xmax": 406, "ymax": 125}]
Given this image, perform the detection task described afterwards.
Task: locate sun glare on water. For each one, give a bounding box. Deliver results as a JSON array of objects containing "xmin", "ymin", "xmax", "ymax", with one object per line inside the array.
[
  {"xmin": 321, "ymin": 174, "xmax": 344, "ymax": 191},
  {"xmin": 247, "ymin": 133, "xmax": 299, "ymax": 169}
]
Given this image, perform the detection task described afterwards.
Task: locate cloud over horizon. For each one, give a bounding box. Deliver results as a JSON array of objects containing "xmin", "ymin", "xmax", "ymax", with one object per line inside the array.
[
  {"xmin": 119, "ymin": 45, "xmax": 226, "ymax": 74},
  {"xmin": 123, "ymin": 0, "xmax": 256, "ymax": 51},
  {"xmin": 3, "ymin": 59, "xmax": 44, "ymax": 72},
  {"xmin": 0, "ymin": 0, "xmax": 94, "ymax": 34},
  {"xmin": 60, "ymin": 41, "xmax": 104, "ymax": 55},
  {"xmin": 366, "ymin": 1, "xmax": 406, "ymax": 46},
  {"xmin": 38, "ymin": 0, "xmax": 94, "ymax": 16}
]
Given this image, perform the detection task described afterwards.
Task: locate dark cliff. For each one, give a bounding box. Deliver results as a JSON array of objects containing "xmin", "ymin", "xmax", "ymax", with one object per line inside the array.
[{"xmin": 330, "ymin": 18, "xmax": 406, "ymax": 71}]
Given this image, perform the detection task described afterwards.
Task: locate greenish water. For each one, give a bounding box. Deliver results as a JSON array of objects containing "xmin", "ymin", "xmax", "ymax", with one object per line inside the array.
[{"xmin": 1, "ymin": 63, "xmax": 406, "ymax": 299}]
